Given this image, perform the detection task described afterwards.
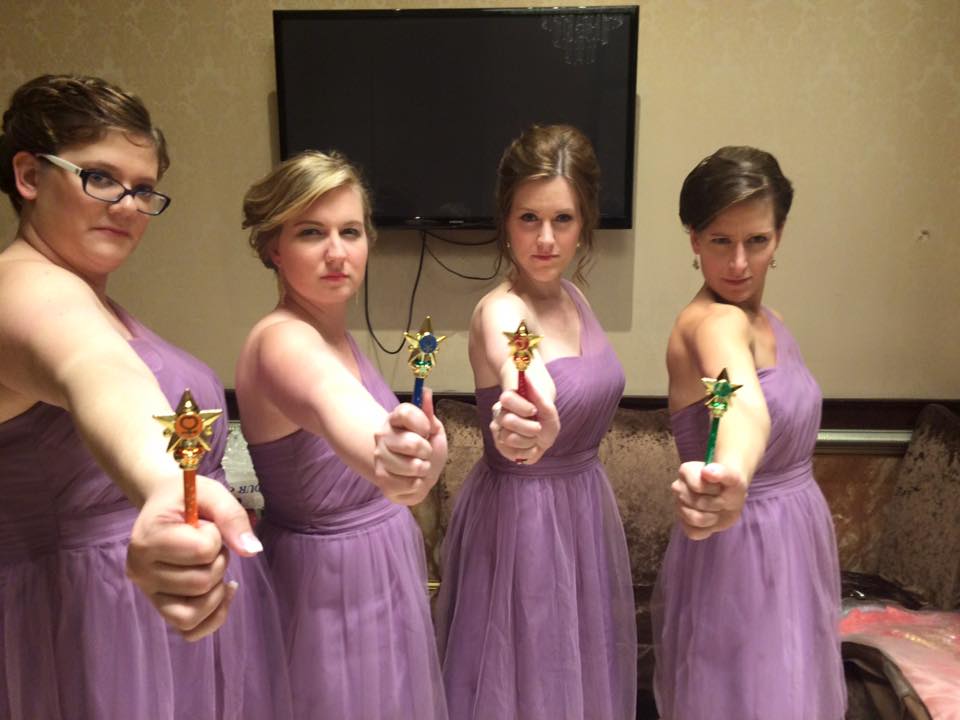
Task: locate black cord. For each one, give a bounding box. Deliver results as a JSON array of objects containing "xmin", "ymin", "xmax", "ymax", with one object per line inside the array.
[
  {"xmin": 421, "ymin": 228, "xmax": 502, "ymax": 280},
  {"xmin": 363, "ymin": 233, "xmax": 427, "ymax": 354},
  {"xmin": 363, "ymin": 228, "xmax": 501, "ymax": 352},
  {"xmin": 422, "ymin": 228, "xmax": 498, "ymax": 246},
  {"xmin": 425, "ymin": 241, "xmax": 503, "ymax": 280}
]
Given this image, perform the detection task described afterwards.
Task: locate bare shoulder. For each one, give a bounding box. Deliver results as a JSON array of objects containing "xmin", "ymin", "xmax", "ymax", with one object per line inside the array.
[
  {"xmin": 0, "ymin": 256, "xmax": 106, "ymax": 337},
  {"xmin": 471, "ymin": 282, "xmax": 529, "ymax": 337},
  {"xmin": 244, "ymin": 310, "xmax": 331, "ymax": 370},
  {"xmin": 0, "ymin": 254, "xmax": 98, "ymax": 304},
  {"xmin": 683, "ymin": 301, "xmax": 750, "ymax": 344}
]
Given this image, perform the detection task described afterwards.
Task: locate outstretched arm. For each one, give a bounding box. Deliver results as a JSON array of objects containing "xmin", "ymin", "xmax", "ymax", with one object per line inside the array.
[
  {"xmin": 472, "ymin": 294, "xmax": 560, "ymax": 464},
  {"xmin": 671, "ymin": 305, "xmax": 770, "ymax": 539},
  {"xmin": 250, "ymin": 319, "xmax": 446, "ymax": 504},
  {"xmin": 0, "ymin": 262, "xmax": 256, "ymax": 639}
]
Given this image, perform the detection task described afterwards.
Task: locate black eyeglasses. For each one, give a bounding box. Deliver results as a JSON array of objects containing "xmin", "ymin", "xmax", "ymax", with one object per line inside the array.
[{"xmin": 36, "ymin": 153, "xmax": 171, "ymax": 216}]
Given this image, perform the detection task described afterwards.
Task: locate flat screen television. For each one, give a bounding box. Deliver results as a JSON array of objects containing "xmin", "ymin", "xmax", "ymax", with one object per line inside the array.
[{"xmin": 274, "ymin": 7, "xmax": 638, "ymax": 229}]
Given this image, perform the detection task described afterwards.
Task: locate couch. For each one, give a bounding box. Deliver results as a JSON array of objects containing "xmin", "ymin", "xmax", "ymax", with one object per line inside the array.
[{"xmin": 416, "ymin": 400, "xmax": 960, "ymax": 720}]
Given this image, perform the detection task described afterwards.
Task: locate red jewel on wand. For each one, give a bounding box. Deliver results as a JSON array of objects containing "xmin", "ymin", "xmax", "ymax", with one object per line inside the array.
[
  {"xmin": 504, "ymin": 320, "xmax": 543, "ymax": 402},
  {"xmin": 503, "ymin": 321, "xmax": 543, "ymax": 464},
  {"xmin": 154, "ymin": 389, "xmax": 223, "ymax": 527}
]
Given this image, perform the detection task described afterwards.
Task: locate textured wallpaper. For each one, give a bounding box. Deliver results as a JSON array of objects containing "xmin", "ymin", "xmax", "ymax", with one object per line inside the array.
[{"xmin": 1, "ymin": 0, "xmax": 958, "ymax": 397}]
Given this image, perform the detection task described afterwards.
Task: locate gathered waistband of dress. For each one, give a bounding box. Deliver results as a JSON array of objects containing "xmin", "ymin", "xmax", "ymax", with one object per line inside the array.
[
  {"xmin": 0, "ymin": 504, "xmax": 137, "ymax": 563},
  {"xmin": 262, "ymin": 496, "xmax": 405, "ymax": 536},
  {"xmin": 747, "ymin": 459, "xmax": 815, "ymax": 500},
  {"xmin": 482, "ymin": 447, "xmax": 600, "ymax": 476}
]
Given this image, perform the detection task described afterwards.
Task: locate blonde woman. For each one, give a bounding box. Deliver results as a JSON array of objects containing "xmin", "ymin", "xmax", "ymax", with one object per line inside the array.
[{"xmin": 236, "ymin": 151, "xmax": 448, "ymax": 720}]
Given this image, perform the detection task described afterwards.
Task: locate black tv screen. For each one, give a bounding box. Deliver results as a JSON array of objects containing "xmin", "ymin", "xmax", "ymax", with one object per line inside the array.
[{"xmin": 274, "ymin": 7, "xmax": 638, "ymax": 229}]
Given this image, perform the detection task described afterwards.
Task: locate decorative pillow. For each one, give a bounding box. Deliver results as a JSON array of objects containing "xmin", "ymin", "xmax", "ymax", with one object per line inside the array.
[{"xmin": 876, "ymin": 404, "xmax": 960, "ymax": 609}]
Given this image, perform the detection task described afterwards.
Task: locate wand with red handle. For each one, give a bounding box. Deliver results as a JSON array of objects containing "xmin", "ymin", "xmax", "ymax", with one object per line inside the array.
[
  {"xmin": 503, "ymin": 320, "xmax": 543, "ymax": 402},
  {"xmin": 154, "ymin": 389, "xmax": 223, "ymax": 527}
]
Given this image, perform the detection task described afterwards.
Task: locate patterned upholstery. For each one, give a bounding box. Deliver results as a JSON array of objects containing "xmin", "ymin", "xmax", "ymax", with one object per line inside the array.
[{"xmin": 874, "ymin": 404, "xmax": 960, "ymax": 610}]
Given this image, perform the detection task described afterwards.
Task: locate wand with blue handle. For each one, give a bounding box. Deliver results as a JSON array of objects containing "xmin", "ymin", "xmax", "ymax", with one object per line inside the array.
[{"xmin": 404, "ymin": 316, "xmax": 446, "ymax": 407}]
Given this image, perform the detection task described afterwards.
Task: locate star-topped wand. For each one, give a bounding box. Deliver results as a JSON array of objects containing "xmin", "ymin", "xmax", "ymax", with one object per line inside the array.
[
  {"xmin": 504, "ymin": 321, "xmax": 542, "ymax": 402},
  {"xmin": 404, "ymin": 316, "xmax": 446, "ymax": 408},
  {"xmin": 701, "ymin": 368, "xmax": 742, "ymax": 464},
  {"xmin": 154, "ymin": 389, "xmax": 223, "ymax": 527}
]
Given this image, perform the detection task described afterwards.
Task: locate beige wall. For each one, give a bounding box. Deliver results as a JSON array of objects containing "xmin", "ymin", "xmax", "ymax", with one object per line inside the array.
[{"xmin": 2, "ymin": 0, "xmax": 958, "ymax": 398}]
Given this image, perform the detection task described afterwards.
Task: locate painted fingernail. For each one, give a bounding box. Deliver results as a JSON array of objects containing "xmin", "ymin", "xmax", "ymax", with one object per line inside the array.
[{"xmin": 240, "ymin": 532, "xmax": 263, "ymax": 554}]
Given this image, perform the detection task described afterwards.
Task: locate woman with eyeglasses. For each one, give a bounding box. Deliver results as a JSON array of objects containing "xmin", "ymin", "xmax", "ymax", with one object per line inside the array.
[{"xmin": 0, "ymin": 75, "xmax": 292, "ymax": 719}]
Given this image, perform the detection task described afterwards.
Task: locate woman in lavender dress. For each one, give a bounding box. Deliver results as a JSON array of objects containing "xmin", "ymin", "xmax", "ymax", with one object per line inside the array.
[
  {"xmin": 236, "ymin": 151, "xmax": 448, "ymax": 720},
  {"xmin": 435, "ymin": 125, "xmax": 637, "ymax": 720},
  {"xmin": 0, "ymin": 74, "xmax": 291, "ymax": 719},
  {"xmin": 652, "ymin": 147, "xmax": 846, "ymax": 719}
]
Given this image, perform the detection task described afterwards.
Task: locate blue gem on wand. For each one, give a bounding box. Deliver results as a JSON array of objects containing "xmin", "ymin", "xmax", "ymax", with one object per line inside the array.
[{"xmin": 404, "ymin": 316, "xmax": 446, "ymax": 407}]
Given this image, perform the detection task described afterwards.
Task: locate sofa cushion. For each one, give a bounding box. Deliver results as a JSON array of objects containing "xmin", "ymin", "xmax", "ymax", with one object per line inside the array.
[
  {"xmin": 598, "ymin": 406, "xmax": 678, "ymax": 587},
  {"xmin": 875, "ymin": 404, "xmax": 960, "ymax": 610}
]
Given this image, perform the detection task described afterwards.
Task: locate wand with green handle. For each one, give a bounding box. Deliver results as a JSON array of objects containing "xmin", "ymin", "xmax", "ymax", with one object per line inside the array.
[{"xmin": 701, "ymin": 369, "xmax": 742, "ymax": 464}]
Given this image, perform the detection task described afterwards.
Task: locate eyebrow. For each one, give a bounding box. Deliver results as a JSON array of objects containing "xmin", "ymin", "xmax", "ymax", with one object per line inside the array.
[
  {"xmin": 708, "ymin": 228, "xmax": 773, "ymax": 236},
  {"xmin": 292, "ymin": 219, "xmax": 363, "ymax": 228},
  {"xmin": 516, "ymin": 206, "xmax": 576, "ymax": 214}
]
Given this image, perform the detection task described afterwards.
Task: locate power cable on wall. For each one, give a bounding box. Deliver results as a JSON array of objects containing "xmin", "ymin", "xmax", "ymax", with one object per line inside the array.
[{"xmin": 363, "ymin": 229, "xmax": 502, "ymax": 351}]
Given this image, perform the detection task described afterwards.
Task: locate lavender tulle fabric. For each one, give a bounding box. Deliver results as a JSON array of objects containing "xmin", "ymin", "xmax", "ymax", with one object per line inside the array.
[
  {"xmin": 653, "ymin": 309, "xmax": 846, "ymax": 720},
  {"xmin": 0, "ymin": 302, "xmax": 292, "ymax": 720},
  {"xmin": 247, "ymin": 334, "xmax": 447, "ymax": 720},
  {"xmin": 435, "ymin": 281, "xmax": 637, "ymax": 720}
]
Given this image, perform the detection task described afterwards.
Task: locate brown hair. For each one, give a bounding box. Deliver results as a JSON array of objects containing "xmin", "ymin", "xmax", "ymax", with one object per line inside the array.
[
  {"xmin": 0, "ymin": 74, "xmax": 169, "ymax": 214},
  {"xmin": 242, "ymin": 150, "xmax": 377, "ymax": 271},
  {"xmin": 495, "ymin": 124, "xmax": 601, "ymax": 285},
  {"xmin": 679, "ymin": 146, "xmax": 793, "ymax": 232}
]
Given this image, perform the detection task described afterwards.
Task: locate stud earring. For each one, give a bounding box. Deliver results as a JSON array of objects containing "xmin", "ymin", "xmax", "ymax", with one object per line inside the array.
[
  {"xmin": 692, "ymin": 256, "xmax": 700, "ymax": 270},
  {"xmin": 770, "ymin": 257, "xmax": 777, "ymax": 268}
]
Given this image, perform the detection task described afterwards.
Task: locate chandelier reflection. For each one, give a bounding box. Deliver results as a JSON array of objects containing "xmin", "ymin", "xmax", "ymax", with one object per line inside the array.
[{"xmin": 541, "ymin": 13, "xmax": 624, "ymax": 65}]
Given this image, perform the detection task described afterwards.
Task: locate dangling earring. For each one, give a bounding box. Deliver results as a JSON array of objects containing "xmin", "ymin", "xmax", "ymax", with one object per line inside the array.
[
  {"xmin": 692, "ymin": 256, "xmax": 700, "ymax": 270},
  {"xmin": 770, "ymin": 257, "xmax": 777, "ymax": 268}
]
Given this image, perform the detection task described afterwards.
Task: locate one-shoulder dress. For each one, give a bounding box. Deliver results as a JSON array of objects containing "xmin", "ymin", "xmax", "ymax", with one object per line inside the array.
[
  {"xmin": 436, "ymin": 281, "xmax": 637, "ymax": 720},
  {"xmin": 247, "ymin": 334, "xmax": 447, "ymax": 720},
  {"xmin": 0, "ymin": 302, "xmax": 293, "ymax": 720},
  {"xmin": 653, "ymin": 309, "xmax": 846, "ymax": 720}
]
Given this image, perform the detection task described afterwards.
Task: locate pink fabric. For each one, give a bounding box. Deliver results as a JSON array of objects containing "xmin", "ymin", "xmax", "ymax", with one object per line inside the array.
[{"xmin": 842, "ymin": 605, "xmax": 960, "ymax": 719}]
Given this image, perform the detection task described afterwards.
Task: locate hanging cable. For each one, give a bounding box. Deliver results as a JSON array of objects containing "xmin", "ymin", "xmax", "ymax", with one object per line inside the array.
[
  {"xmin": 363, "ymin": 232, "xmax": 427, "ymax": 354},
  {"xmin": 425, "ymin": 241, "xmax": 503, "ymax": 280}
]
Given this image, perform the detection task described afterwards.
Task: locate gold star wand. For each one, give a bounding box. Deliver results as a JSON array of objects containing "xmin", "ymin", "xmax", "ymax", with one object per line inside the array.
[
  {"xmin": 701, "ymin": 368, "xmax": 742, "ymax": 464},
  {"xmin": 404, "ymin": 316, "xmax": 446, "ymax": 408},
  {"xmin": 154, "ymin": 389, "xmax": 223, "ymax": 527},
  {"xmin": 504, "ymin": 320, "xmax": 542, "ymax": 402}
]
